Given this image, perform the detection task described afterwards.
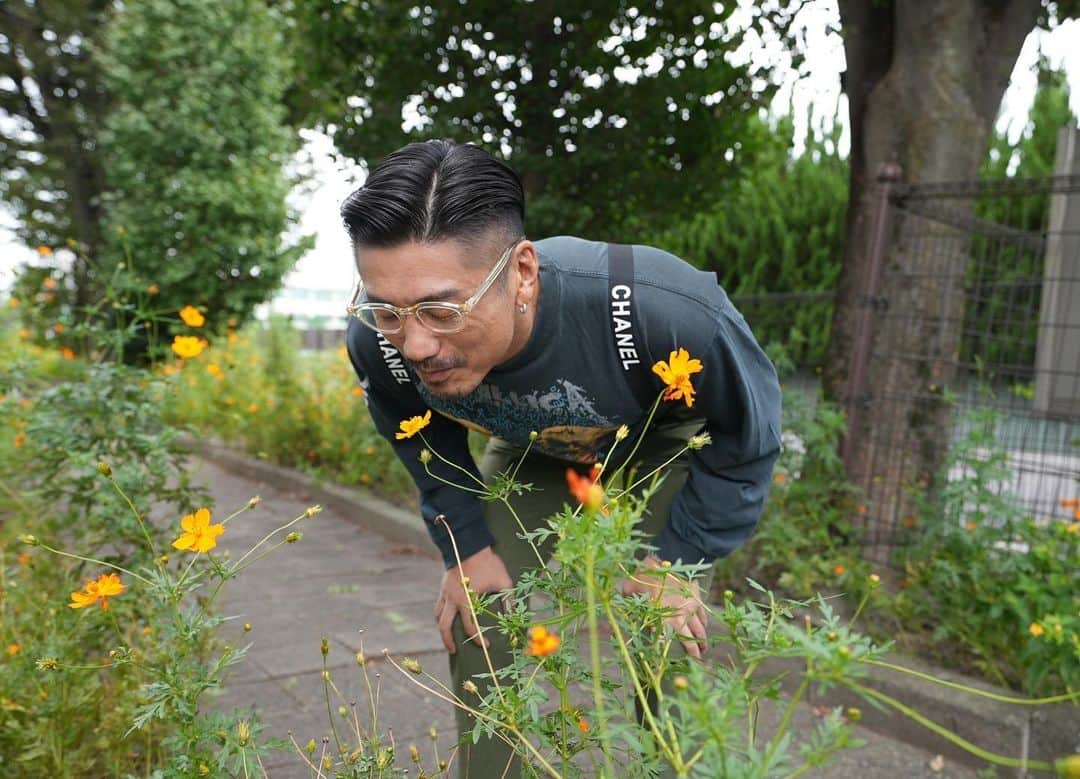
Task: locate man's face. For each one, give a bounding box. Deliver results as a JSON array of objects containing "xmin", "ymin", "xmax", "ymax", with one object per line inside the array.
[{"xmin": 356, "ymin": 237, "xmax": 528, "ymax": 398}]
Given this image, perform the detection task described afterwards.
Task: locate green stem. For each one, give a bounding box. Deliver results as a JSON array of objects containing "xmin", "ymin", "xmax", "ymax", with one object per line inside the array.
[
  {"xmin": 584, "ymin": 550, "xmax": 616, "ymax": 778},
  {"xmin": 764, "ymin": 676, "xmax": 809, "ymax": 767},
  {"xmin": 231, "ymin": 510, "xmax": 308, "ymax": 569},
  {"xmin": 38, "ymin": 543, "xmax": 153, "ymax": 586},
  {"xmin": 862, "ymin": 659, "xmax": 1080, "ymax": 705},
  {"xmin": 323, "ymin": 656, "xmax": 345, "ymax": 757},
  {"xmin": 843, "ymin": 680, "xmax": 1055, "ymax": 771},
  {"xmin": 107, "ymin": 475, "xmax": 158, "ymax": 558},
  {"xmin": 601, "ymin": 599, "xmax": 677, "ymax": 767},
  {"xmin": 607, "ymin": 393, "xmax": 664, "ymax": 486},
  {"xmin": 419, "ymin": 432, "xmax": 487, "ymax": 490},
  {"xmin": 421, "ymin": 464, "xmax": 487, "ymax": 495}
]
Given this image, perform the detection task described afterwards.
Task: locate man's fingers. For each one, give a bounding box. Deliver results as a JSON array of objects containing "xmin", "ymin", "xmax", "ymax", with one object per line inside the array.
[
  {"xmin": 458, "ymin": 604, "xmax": 489, "ymax": 649},
  {"xmin": 687, "ymin": 613, "xmax": 708, "ymax": 653},
  {"xmin": 434, "ymin": 595, "xmax": 444, "ymax": 619},
  {"xmin": 437, "ymin": 605, "xmax": 457, "ymax": 654}
]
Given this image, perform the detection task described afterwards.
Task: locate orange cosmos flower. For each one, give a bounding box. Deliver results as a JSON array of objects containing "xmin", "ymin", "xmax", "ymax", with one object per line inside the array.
[
  {"xmin": 525, "ymin": 625, "xmax": 560, "ymax": 657},
  {"xmin": 578, "ymin": 717, "xmax": 589, "ymax": 733},
  {"xmin": 69, "ymin": 572, "xmax": 126, "ymax": 611},
  {"xmin": 179, "ymin": 305, "xmax": 205, "ymax": 328},
  {"xmin": 41, "ymin": 277, "xmax": 58, "ymax": 290},
  {"xmin": 6, "ymin": 644, "xmax": 19, "ymax": 656},
  {"xmin": 61, "ymin": 347, "xmax": 75, "ymax": 360},
  {"xmin": 396, "ymin": 410, "xmax": 432, "ymax": 440},
  {"xmin": 206, "ymin": 363, "xmax": 223, "ymax": 380},
  {"xmin": 36, "ymin": 245, "xmax": 53, "ymax": 256},
  {"xmin": 171, "ymin": 507, "xmax": 225, "ymax": 553},
  {"xmin": 651, "ymin": 348, "xmax": 703, "ymax": 408},
  {"xmin": 565, "ymin": 467, "xmax": 604, "ymax": 512},
  {"xmin": 14, "ymin": 432, "xmax": 25, "ymax": 448},
  {"xmin": 833, "ymin": 564, "xmax": 846, "ymax": 576}
]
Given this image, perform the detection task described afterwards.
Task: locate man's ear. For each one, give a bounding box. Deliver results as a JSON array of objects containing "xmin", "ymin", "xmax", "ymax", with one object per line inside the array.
[{"xmin": 514, "ymin": 240, "xmax": 540, "ymax": 303}]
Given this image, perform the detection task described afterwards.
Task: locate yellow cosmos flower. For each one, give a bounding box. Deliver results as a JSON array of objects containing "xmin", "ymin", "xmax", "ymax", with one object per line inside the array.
[
  {"xmin": 396, "ymin": 410, "xmax": 432, "ymax": 440},
  {"xmin": 69, "ymin": 572, "xmax": 126, "ymax": 611},
  {"xmin": 179, "ymin": 305, "xmax": 205, "ymax": 328},
  {"xmin": 172, "ymin": 507, "xmax": 225, "ymax": 553},
  {"xmin": 206, "ymin": 363, "xmax": 223, "ymax": 380},
  {"xmin": 651, "ymin": 348, "xmax": 704, "ymax": 408},
  {"xmin": 1029, "ymin": 622, "xmax": 1045, "ymax": 637},
  {"xmin": 172, "ymin": 335, "xmax": 206, "ymax": 359}
]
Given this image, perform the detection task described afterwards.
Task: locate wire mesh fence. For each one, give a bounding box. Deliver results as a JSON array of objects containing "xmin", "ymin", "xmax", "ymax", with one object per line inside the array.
[{"xmin": 842, "ymin": 173, "xmax": 1080, "ymax": 557}]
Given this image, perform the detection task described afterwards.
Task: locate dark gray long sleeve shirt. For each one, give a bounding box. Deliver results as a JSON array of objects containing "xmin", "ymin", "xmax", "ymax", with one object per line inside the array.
[{"xmin": 346, "ymin": 236, "xmax": 782, "ymax": 569}]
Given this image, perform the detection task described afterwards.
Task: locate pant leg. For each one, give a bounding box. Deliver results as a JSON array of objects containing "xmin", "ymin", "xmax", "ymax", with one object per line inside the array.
[{"xmin": 449, "ymin": 420, "xmax": 710, "ymax": 778}]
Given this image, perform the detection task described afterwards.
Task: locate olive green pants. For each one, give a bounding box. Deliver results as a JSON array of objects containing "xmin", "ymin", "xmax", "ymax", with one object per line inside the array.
[{"xmin": 448, "ymin": 420, "xmax": 712, "ymax": 778}]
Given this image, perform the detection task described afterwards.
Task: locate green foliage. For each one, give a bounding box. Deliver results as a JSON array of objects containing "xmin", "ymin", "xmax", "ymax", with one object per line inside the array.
[
  {"xmin": 96, "ymin": 0, "xmax": 313, "ymax": 340},
  {"xmin": 894, "ymin": 405, "xmax": 1080, "ymax": 696},
  {"xmin": 0, "ymin": 1, "xmax": 112, "ymax": 270},
  {"xmin": 644, "ymin": 113, "xmax": 849, "ymax": 370},
  {"xmin": 285, "ymin": 1, "xmax": 802, "ymax": 239}
]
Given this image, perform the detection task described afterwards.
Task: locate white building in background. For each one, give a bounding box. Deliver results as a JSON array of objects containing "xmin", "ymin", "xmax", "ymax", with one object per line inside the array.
[{"xmin": 253, "ymin": 284, "xmax": 351, "ymax": 331}]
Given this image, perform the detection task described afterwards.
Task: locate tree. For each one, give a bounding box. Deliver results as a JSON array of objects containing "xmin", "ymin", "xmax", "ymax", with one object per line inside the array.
[
  {"xmin": 97, "ymin": 0, "xmax": 313, "ymax": 341},
  {"xmin": 284, "ymin": 1, "xmax": 803, "ymax": 240},
  {"xmin": 824, "ymin": 1, "xmax": 1077, "ymax": 548},
  {"xmin": 0, "ymin": 1, "xmax": 114, "ymax": 310}
]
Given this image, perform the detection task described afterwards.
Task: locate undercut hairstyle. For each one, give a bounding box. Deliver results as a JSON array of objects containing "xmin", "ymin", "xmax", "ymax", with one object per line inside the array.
[{"xmin": 340, "ymin": 140, "xmax": 526, "ymax": 263}]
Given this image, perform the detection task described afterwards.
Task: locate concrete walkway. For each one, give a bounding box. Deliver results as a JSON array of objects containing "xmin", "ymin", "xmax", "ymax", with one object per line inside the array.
[{"xmin": 193, "ymin": 455, "xmax": 989, "ymax": 778}]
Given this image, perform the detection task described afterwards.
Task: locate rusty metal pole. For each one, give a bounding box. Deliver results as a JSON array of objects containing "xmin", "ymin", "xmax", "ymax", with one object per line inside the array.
[{"xmin": 839, "ymin": 161, "xmax": 902, "ymax": 483}]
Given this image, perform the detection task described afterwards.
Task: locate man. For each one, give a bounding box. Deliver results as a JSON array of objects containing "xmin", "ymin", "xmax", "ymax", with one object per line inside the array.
[{"xmin": 342, "ymin": 139, "xmax": 781, "ymax": 777}]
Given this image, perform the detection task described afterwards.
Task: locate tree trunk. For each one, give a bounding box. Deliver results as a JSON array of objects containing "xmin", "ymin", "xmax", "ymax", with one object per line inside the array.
[{"xmin": 826, "ymin": 0, "xmax": 1041, "ymax": 556}]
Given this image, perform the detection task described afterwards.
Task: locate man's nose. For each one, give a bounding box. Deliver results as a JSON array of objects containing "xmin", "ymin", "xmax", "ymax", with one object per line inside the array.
[{"xmin": 397, "ymin": 315, "xmax": 440, "ymax": 363}]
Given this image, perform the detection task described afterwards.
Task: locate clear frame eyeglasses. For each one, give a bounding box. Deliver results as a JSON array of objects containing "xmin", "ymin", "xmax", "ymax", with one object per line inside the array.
[{"xmin": 345, "ymin": 236, "xmax": 525, "ymax": 336}]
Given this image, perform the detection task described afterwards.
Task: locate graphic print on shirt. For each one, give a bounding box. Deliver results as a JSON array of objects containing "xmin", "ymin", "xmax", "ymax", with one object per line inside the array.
[{"xmin": 417, "ymin": 379, "xmax": 620, "ymax": 463}]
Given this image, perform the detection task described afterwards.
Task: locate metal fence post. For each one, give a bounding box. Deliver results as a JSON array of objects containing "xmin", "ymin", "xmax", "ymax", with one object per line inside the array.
[{"xmin": 840, "ymin": 161, "xmax": 902, "ymax": 483}]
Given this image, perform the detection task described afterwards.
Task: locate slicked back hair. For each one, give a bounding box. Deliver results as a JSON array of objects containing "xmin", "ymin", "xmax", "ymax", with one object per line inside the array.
[{"xmin": 341, "ymin": 140, "xmax": 525, "ymax": 264}]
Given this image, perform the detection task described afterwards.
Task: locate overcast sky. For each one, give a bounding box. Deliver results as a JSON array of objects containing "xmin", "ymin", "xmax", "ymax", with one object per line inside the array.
[{"xmin": 3, "ymin": 2, "xmax": 1079, "ymax": 297}]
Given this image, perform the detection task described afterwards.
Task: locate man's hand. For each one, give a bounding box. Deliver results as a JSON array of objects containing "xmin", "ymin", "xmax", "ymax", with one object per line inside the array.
[
  {"xmin": 621, "ymin": 555, "xmax": 709, "ymax": 659},
  {"xmin": 435, "ymin": 546, "xmax": 512, "ymax": 654}
]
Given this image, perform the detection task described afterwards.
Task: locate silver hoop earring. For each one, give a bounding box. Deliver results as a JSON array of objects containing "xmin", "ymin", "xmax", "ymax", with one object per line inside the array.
[{"xmin": 518, "ymin": 302, "xmax": 528, "ymax": 314}]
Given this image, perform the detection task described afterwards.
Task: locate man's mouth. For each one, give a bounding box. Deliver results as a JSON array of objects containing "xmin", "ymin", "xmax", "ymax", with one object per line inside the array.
[{"xmin": 413, "ymin": 360, "xmax": 462, "ymax": 384}]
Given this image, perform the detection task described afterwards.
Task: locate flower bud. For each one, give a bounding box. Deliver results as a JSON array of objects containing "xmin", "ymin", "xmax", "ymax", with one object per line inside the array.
[
  {"xmin": 306, "ymin": 738, "xmax": 317, "ymax": 754},
  {"xmin": 462, "ymin": 680, "xmax": 479, "ymax": 695},
  {"xmin": 673, "ymin": 675, "xmax": 689, "ymax": 691},
  {"xmin": 36, "ymin": 656, "xmax": 59, "ymax": 671},
  {"xmin": 321, "ymin": 638, "xmax": 329, "ymax": 656},
  {"xmin": 402, "ymin": 657, "xmax": 422, "ymax": 674},
  {"xmin": 529, "ymin": 430, "xmax": 538, "ymax": 441},
  {"xmin": 237, "ymin": 720, "xmax": 250, "ymax": 746},
  {"xmin": 687, "ymin": 432, "xmax": 712, "ymax": 450},
  {"xmin": 419, "ymin": 448, "xmax": 432, "ymax": 464},
  {"xmin": 97, "ymin": 461, "xmax": 112, "ymax": 477},
  {"xmin": 1055, "ymin": 754, "xmax": 1080, "ymax": 778},
  {"xmin": 868, "ymin": 573, "xmax": 881, "ymax": 588},
  {"xmin": 845, "ymin": 707, "xmax": 862, "ymax": 723},
  {"xmin": 243, "ymin": 623, "xmax": 252, "ymax": 633},
  {"xmin": 321, "ymin": 670, "xmax": 331, "ymax": 681},
  {"xmin": 356, "ymin": 651, "xmax": 366, "ymax": 666},
  {"xmin": 286, "ymin": 531, "xmax": 302, "ymax": 544},
  {"xmin": 723, "ymin": 589, "xmax": 734, "ymax": 602},
  {"xmin": 338, "ymin": 706, "xmax": 348, "ymax": 718},
  {"xmin": 409, "ymin": 744, "xmax": 420, "ymax": 763},
  {"xmin": 247, "ymin": 495, "xmax": 261, "ymax": 508},
  {"xmin": 615, "ymin": 425, "xmax": 629, "ymax": 442},
  {"xmin": 304, "ymin": 505, "xmax": 322, "ymax": 518},
  {"xmin": 18, "ymin": 534, "xmax": 37, "ymax": 546},
  {"xmin": 429, "ymin": 726, "xmax": 438, "ymax": 741}
]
